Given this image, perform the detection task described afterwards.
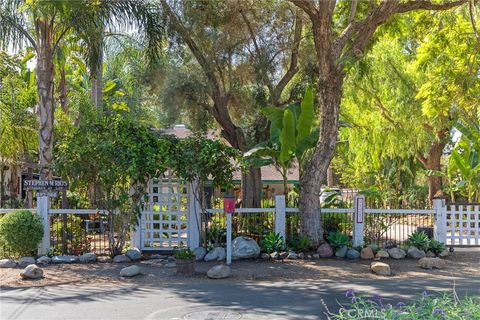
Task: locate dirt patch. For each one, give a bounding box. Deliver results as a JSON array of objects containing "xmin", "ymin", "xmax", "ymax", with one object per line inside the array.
[{"xmin": 1, "ymin": 252, "xmax": 478, "ymax": 289}]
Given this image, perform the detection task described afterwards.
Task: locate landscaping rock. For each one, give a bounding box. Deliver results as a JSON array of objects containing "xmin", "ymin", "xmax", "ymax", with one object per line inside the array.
[
  {"xmin": 167, "ymin": 256, "xmax": 175, "ymax": 262},
  {"xmin": 98, "ymin": 256, "xmax": 112, "ymax": 263},
  {"xmin": 113, "ymin": 254, "xmax": 131, "ymax": 263},
  {"xmin": 418, "ymin": 257, "xmax": 446, "ymax": 269},
  {"xmin": 36, "ymin": 256, "xmax": 51, "ymax": 265},
  {"xmin": 298, "ymin": 252, "xmax": 305, "ymax": 259},
  {"xmin": 165, "ymin": 262, "xmax": 176, "ymax": 268},
  {"xmin": 279, "ymin": 251, "xmax": 288, "ymax": 259},
  {"xmin": 232, "ymin": 237, "xmax": 261, "ymax": 260},
  {"xmin": 79, "ymin": 252, "xmax": 97, "ymax": 263},
  {"xmin": 287, "ymin": 252, "xmax": 298, "ymax": 260},
  {"xmin": 384, "ymin": 240, "xmax": 396, "ymax": 249},
  {"xmin": 361, "ymin": 247, "xmax": 375, "ymax": 259},
  {"xmin": 407, "ymin": 247, "xmax": 426, "ymax": 259},
  {"xmin": 375, "ymin": 250, "xmax": 389, "ymax": 259},
  {"xmin": 207, "ymin": 264, "xmax": 231, "ymax": 279},
  {"xmin": 193, "ymin": 247, "xmax": 207, "ymax": 261},
  {"xmin": 125, "ymin": 248, "xmax": 142, "ymax": 261},
  {"xmin": 368, "ymin": 244, "xmax": 380, "ymax": 253},
  {"xmin": 312, "ymin": 254, "xmax": 320, "ymax": 259},
  {"xmin": 388, "ymin": 248, "xmax": 406, "ymax": 259},
  {"xmin": 18, "ymin": 257, "xmax": 36, "ymax": 268},
  {"xmin": 52, "ymin": 255, "xmax": 79, "ymax": 264},
  {"xmin": 317, "ymin": 243, "xmax": 334, "ymax": 258},
  {"xmin": 20, "ymin": 264, "xmax": 43, "ymax": 279},
  {"xmin": 120, "ymin": 265, "xmax": 141, "ymax": 277},
  {"xmin": 335, "ymin": 246, "xmax": 348, "ymax": 258},
  {"xmin": 269, "ymin": 252, "xmax": 280, "ymax": 260},
  {"xmin": 346, "ymin": 249, "xmax": 360, "ymax": 259},
  {"xmin": 439, "ymin": 249, "xmax": 449, "ymax": 258},
  {"xmin": 261, "ymin": 253, "xmax": 270, "ymax": 260},
  {"xmin": 204, "ymin": 247, "xmax": 226, "ymax": 262},
  {"xmin": 0, "ymin": 259, "xmax": 16, "ymax": 268},
  {"xmin": 371, "ymin": 262, "xmax": 391, "ymax": 276},
  {"xmin": 426, "ymin": 251, "xmax": 436, "ymax": 258}
]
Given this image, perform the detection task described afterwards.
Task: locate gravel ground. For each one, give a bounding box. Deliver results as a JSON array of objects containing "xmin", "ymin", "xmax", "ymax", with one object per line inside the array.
[{"xmin": 1, "ymin": 251, "xmax": 478, "ymax": 289}]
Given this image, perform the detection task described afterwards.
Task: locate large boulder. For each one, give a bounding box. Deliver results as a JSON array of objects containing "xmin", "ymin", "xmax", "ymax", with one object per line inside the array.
[
  {"xmin": 193, "ymin": 247, "xmax": 207, "ymax": 261},
  {"xmin": 361, "ymin": 247, "xmax": 375, "ymax": 259},
  {"xmin": 79, "ymin": 252, "xmax": 97, "ymax": 263},
  {"xmin": 388, "ymin": 248, "xmax": 406, "ymax": 259},
  {"xmin": 407, "ymin": 247, "xmax": 426, "ymax": 259},
  {"xmin": 232, "ymin": 237, "xmax": 261, "ymax": 260},
  {"xmin": 120, "ymin": 265, "xmax": 141, "ymax": 277},
  {"xmin": 346, "ymin": 249, "xmax": 360, "ymax": 259},
  {"xmin": 0, "ymin": 259, "xmax": 17, "ymax": 268},
  {"xmin": 36, "ymin": 256, "xmax": 51, "ymax": 265},
  {"xmin": 418, "ymin": 257, "xmax": 446, "ymax": 269},
  {"xmin": 18, "ymin": 257, "xmax": 36, "ymax": 268},
  {"xmin": 20, "ymin": 264, "xmax": 43, "ymax": 279},
  {"xmin": 113, "ymin": 255, "xmax": 131, "ymax": 263},
  {"xmin": 207, "ymin": 264, "xmax": 231, "ymax": 279},
  {"xmin": 204, "ymin": 247, "xmax": 226, "ymax": 262},
  {"xmin": 371, "ymin": 262, "xmax": 391, "ymax": 276},
  {"xmin": 317, "ymin": 243, "xmax": 334, "ymax": 258},
  {"xmin": 375, "ymin": 250, "xmax": 389, "ymax": 259},
  {"xmin": 335, "ymin": 246, "xmax": 348, "ymax": 258},
  {"xmin": 98, "ymin": 256, "xmax": 112, "ymax": 263},
  {"xmin": 125, "ymin": 248, "xmax": 142, "ymax": 261},
  {"xmin": 52, "ymin": 255, "xmax": 79, "ymax": 264}
]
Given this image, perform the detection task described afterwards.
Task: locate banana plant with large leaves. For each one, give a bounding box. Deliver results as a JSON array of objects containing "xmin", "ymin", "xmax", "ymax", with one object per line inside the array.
[
  {"xmin": 244, "ymin": 87, "xmax": 319, "ymax": 194},
  {"xmin": 448, "ymin": 119, "xmax": 480, "ymax": 202}
]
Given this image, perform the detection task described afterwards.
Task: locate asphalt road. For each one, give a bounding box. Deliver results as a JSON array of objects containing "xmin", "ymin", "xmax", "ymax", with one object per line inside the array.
[{"xmin": 1, "ymin": 275, "xmax": 479, "ymax": 320}]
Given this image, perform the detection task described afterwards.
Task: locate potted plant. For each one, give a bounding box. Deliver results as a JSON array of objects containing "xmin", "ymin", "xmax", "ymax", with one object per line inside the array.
[{"xmin": 173, "ymin": 248, "xmax": 195, "ymax": 275}]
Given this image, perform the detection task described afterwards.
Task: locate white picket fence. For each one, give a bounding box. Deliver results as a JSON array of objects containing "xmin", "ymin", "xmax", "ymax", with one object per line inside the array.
[{"xmin": 0, "ymin": 196, "xmax": 478, "ymax": 259}]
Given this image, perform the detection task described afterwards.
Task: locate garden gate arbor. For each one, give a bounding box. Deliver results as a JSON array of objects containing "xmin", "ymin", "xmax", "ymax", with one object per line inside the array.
[{"xmin": 134, "ymin": 176, "xmax": 200, "ymax": 251}]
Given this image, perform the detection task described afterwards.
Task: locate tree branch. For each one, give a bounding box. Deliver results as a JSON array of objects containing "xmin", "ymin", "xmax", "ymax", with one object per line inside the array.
[
  {"xmin": 0, "ymin": 13, "xmax": 38, "ymax": 52},
  {"xmin": 348, "ymin": 0, "xmax": 359, "ymax": 24},
  {"xmin": 271, "ymin": 11, "xmax": 303, "ymax": 106},
  {"xmin": 290, "ymin": 0, "xmax": 318, "ymax": 20}
]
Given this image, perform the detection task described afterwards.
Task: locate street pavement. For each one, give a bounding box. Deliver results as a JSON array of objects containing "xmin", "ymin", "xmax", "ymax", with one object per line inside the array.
[{"xmin": 1, "ymin": 274, "xmax": 479, "ymax": 320}]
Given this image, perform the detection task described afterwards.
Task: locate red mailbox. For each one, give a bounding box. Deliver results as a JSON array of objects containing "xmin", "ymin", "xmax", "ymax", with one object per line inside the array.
[{"xmin": 223, "ymin": 196, "xmax": 236, "ymax": 214}]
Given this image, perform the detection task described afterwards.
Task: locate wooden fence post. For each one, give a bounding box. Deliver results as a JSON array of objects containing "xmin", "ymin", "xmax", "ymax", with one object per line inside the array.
[
  {"xmin": 37, "ymin": 195, "xmax": 50, "ymax": 255},
  {"xmin": 433, "ymin": 197, "xmax": 447, "ymax": 243},
  {"xmin": 353, "ymin": 195, "xmax": 365, "ymax": 247},
  {"xmin": 188, "ymin": 181, "xmax": 201, "ymax": 250},
  {"xmin": 275, "ymin": 195, "xmax": 286, "ymax": 248}
]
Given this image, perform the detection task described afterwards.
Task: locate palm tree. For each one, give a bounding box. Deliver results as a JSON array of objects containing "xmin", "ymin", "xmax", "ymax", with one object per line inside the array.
[{"xmin": 0, "ymin": 0, "xmax": 162, "ymax": 179}]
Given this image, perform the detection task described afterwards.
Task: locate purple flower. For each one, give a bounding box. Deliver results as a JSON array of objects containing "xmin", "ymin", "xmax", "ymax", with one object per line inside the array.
[
  {"xmin": 432, "ymin": 307, "xmax": 446, "ymax": 317},
  {"xmin": 397, "ymin": 302, "xmax": 406, "ymax": 308},
  {"xmin": 422, "ymin": 290, "xmax": 429, "ymax": 296},
  {"xmin": 345, "ymin": 289, "xmax": 355, "ymax": 298}
]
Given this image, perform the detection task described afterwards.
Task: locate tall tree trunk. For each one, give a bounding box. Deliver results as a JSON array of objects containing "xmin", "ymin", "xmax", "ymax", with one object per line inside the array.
[
  {"xmin": 90, "ymin": 29, "xmax": 104, "ymax": 109},
  {"xmin": 417, "ymin": 128, "xmax": 448, "ymax": 205},
  {"xmin": 299, "ymin": 72, "xmax": 344, "ymax": 246},
  {"xmin": 58, "ymin": 65, "xmax": 68, "ymax": 114},
  {"xmin": 241, "ymin": 167, "xmax": 262, "ymax": 208},
  {"xmin": 36, "ymin": 19, "xmax": 55, "ymax": 180}
]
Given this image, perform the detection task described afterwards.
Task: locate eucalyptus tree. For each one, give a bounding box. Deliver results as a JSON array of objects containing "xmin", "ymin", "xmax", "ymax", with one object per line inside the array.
[
  {"xmin": 159, "ymin": 0, "xmax": 306, "ymax": 207},
  {"xmin": 290, "ymin": 0, "xmax": 467, "ymax": 245},
  {"xmin": 0, "ymin": 0, "xmax": 162, "ymax": 178}
]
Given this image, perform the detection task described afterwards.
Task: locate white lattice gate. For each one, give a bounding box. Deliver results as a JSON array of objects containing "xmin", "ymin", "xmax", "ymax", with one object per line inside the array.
[
  {"xmin": 445, "ymin": 204, "xmax": 480, "ymax": 246},
  {"xmin": 140, "ymin": 175, "xmax": 194, "ymax": 250}
]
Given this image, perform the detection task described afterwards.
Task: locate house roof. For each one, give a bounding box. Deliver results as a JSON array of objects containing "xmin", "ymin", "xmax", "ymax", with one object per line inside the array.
[{"xmin": 158, "ymin": 125, "xmax": 299, "ymax": 184}]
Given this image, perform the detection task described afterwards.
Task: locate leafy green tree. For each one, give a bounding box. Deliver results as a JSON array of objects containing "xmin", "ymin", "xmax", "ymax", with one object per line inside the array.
[{"xmin": 291, "ymin": 0, "xmax": 467, "ymax": 244}]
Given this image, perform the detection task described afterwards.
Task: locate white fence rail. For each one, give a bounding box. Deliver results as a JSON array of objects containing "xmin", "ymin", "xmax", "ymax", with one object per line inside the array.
[{"xmin": 1, "ymin": 195, "xmax": 479, "ymax": 259}]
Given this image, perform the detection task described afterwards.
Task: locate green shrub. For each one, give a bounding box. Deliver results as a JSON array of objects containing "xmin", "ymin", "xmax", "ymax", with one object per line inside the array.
[
  {"xmin": 407, "ymin": 231, "xmax": 430, "ymax": 251},
  {"xmin": 288, "ymin": 234, "xmax": 312, "ymax": 252},
  {"xmin": 330, "ymin": 290, "xmax": 480, "ymax": 319},
  {"xmin": 368, "ymin": 243, "xmax": 380, "ymax": 253},
  {"xmin": 428, "ymin": 240, "xmax": 446, "ymax": 254},
  {"xmin": 327, "ymin": 231, "xmax": 351, "ymax": 250},
  {"xmin": 173, "ymin": 248, "xmax": 194, "ymax": 260},
  {"xmin": 0, "ymin": 210, "xmax": 44, "ymax": 257},
  {"xmin": 262, "ymin": 232, "xmax": 284, "ymax": 253}
]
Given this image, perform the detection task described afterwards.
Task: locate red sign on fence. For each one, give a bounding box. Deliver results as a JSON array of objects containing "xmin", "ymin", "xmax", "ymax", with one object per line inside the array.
[{"xmin": 224, "ymin": 196, "xmax": 235, "ymax": 214}]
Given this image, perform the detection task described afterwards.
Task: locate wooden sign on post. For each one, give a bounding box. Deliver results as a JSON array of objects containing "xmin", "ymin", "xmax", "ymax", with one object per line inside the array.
[{"xmin": 23, "ymin": 180, "xmax": 68, "ymax": 190}]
